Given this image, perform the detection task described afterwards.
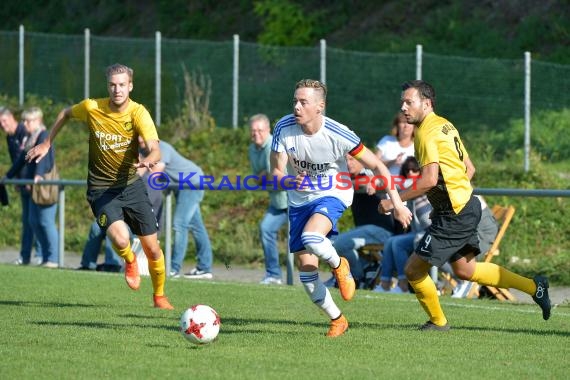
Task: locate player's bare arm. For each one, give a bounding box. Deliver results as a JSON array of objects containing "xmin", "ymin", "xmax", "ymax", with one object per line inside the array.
[
  {"xmin": 135, "ymin": 139, "xmax": 161, "ymax": 169},
  {"xmin": 270, "ymin": 150, "xmax": 294, "ymax": 190},
  {"xmin": 25, "ymin": 107, "xmax": 71, "ymax": 163},
  {"xmin": 357, "ymin": 147, "xmax": 412, "ymax": 228},
  {"xmin": 379, "ymin": 162, "xmax": 438, "ymax": 213},
  {"xmin": 464, "ymin": 156, "xmax": 476, "ymax": 180}
]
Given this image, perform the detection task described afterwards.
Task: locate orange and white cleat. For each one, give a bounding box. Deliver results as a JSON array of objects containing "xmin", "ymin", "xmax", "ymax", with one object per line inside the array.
[{"xmin": 124, "ymin": 258, "xmax": 141, "ymax": 291}]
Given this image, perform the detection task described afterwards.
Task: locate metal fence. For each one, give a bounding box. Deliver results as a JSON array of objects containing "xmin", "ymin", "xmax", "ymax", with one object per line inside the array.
[{"xmin": 1, "ymin": 27, "xmax": 570, "ymax": 167}]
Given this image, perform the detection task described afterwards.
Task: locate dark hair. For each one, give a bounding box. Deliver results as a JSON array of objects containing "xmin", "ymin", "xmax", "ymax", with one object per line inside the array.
[
  {"xmin": 400, "ymin": 156, "xmax": 420, "ymax": 177},
  {"xmin": 402, "ymin": 80, "xmax": 436, "ymax": 109}
]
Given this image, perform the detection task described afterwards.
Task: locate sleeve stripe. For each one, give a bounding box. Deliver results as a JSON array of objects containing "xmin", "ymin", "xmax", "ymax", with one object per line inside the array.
[
  {"xmin": 324, "ymin": 118, "xmax": 360, "ymax": 145},
  {"xmin": 271, "ymin": 114, "xmax": 295, "ymax": 152},
  {"xmin": 348, "ymin": 142, "xmax": 365, "ymax": 158}
]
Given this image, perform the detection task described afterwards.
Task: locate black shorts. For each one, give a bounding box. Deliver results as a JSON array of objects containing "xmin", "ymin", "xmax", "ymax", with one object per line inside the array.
[
  {"xmin": 86, "ymin": 178, "xmax": 158, "ymax": 236},
  {"xmin": 415, "ymin": 195, "xmax": 482, "ymax": 267}
]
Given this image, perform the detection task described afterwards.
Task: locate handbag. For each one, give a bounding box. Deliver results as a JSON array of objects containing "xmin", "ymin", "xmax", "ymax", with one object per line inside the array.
[{"xmin": 31, "ymin": 164, "xmax": 59, "ymax": 205}]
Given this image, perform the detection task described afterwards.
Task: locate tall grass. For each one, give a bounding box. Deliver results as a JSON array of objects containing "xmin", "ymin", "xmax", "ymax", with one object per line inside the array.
[{"xmin": 0, "ymin": 265, "xmax": 569, "ymax": 379}]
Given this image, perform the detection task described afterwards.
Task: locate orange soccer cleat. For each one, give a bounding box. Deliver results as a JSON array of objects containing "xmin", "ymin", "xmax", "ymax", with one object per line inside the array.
[
  {"xmin": 326, "ymin": 315, "xmax": 349, "ymax": 337},
  {"xmin": 332, "ymin": 257, "xmax": 355, "ymax": 301},
  {"xmin": 124, "ymin": 258, "xmax": 141, "ymax": 291},
  {"xmin": 153, "ymin": 295, "xmax": 174, "ymax": 310}
]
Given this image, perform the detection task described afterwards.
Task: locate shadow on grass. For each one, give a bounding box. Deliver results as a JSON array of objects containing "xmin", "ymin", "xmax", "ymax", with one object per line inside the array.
[
  {"xmin": 352, "ymin": 320, "xmax": 570, "ymax": 337},
  {"xmin": 448, "ymin": 324, "xmax": 570, "ymax": 337},
  {"xmin": 222, "ymin": 316, "xmax": 570, "ymax": 337},
  {"xmin": 17, "ymin": 307, "xmax": 569, "ymax": 338},
  {"xmin": 32, "ymin": 320, "xmax": 179, "ymax": 332},
  {"xmin": 120, "ymin": 313, "xmax": 174, "ymax": 320},
  {"xmin": 0, "ymin": 299, "xmax": 98, "ymax": 308}
]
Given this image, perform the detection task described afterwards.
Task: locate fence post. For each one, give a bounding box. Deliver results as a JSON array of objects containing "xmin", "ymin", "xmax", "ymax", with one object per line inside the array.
[
  {"xmin": 320, "ymin": 39, "xmax": 327, "ymax": 85},
  {"xmin": 286, "ymin": 220, "xmax": 294, "ymax": 285},
  {"xmin": 84, "ymin": 29, "xmax": 90, "ymax": 99},
  {"xmin": 155, "ymin": 31, "xmax": 162, "ymax": 126},
  {"xmin": 232, "ymin": 34, "xmax": 239, "ymax": 129},
  {"xmin": 416, "ymin": 44, "xmax": 423, "ymax": 80},
  {"xmin": 19, "ymin": 25, "xmax": 24, "ymax": 106},
  {"xmin": 57, "ymin": 188, "xmax": 66, "ymax": 268},
  {"xmin": 164, "ymin": 189, "xmax": 172, "ymax": 275},
  {"xmin": 524, "ymin": 51, "xmax": 531, "ymax": 172}
]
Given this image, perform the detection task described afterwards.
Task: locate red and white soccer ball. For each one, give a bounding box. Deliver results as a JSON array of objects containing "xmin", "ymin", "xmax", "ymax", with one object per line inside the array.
[{"xmin": 179, "ymin": 304, "xmax": 221, "ymax": 344}]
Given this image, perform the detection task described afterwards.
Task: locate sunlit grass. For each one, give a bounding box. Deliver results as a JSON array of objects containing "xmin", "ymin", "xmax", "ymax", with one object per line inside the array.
[{"xmin": 1, "ymin": 265, "xmax": 569, "ymax": 379}]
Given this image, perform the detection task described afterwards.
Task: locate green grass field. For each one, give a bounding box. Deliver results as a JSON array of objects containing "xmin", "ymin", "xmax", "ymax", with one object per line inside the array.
[{"xmin": 1, "ymin": 265, "xmax": 568, "ymax": 379}]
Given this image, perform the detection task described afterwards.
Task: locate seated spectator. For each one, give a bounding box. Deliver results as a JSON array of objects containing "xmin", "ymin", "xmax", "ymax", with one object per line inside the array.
[
  {"xmin": 325, "ymin": 154, "xmax": 398, "ymax": 288},
  {"xmin": 375, "ymin": 157, "xmax": 431, "ymax": 293}
]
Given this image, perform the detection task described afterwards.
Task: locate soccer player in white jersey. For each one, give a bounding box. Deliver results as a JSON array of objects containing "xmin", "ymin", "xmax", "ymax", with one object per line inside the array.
[{"xmin": 270, "ymin": 79, "xmax": 412, "ymax": 337}]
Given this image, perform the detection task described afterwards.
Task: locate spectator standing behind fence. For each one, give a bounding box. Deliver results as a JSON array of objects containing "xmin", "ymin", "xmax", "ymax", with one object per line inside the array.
[
  {"xmin": 0, "ymin": 106, "xmax": 42, "ymax": 265},
  {"xmin": 139, "ymin": 137, "xmax": 214, "ymax": 280},
  {"xmin": 248, "ymin": 114, "xmax": 288, "ymax": 285},
  {"xmin": 375, "ymin": 157, "xmax": 431, "ymax": 293},
  {"xmin": 270, "ymin": 79, "xmax": 412, "ymax": 337},
  {"xmin": 375, "ymin": 112, "xmax": 415, "ymax": 176},
  {"xmin": 380, "ymin": 80, "xmax": 551, "ymax": 330},
  {"xmin": 25, "ymin": 63, "xmax": 174, "ymax": 310},
  {"xmin": 325, "ymin": 154, "xmax": 396, "ymax": 288},
  {"xmin": 5, "ymin": 107, "xmax": 58, "ymax": 267}
]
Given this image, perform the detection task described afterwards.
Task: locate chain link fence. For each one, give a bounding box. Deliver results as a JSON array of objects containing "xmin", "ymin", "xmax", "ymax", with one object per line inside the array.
[{"xmin": 1, "ymin": 28, "xmax": 569, "ymax": 148}]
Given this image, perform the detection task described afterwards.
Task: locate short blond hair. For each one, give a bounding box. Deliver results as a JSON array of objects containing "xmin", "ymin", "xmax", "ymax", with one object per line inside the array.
[
  {"xmin": 248, "ymin": 113, "xmax": 270, "ymax": 129},
  {"xmin": 106, "ymin": 63, "xmax": 134, "ymax": 82},
  {"xmin": 21, "ymin": 106, "xmax": 43, "ymax": 121},
  {"xmin": 295, "ymin": 79, "xmax": 327, "ymax": 102}
]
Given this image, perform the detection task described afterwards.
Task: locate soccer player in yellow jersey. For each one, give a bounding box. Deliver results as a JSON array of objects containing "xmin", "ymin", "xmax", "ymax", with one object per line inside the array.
[
  {"xmin": 26, "ymin": 63, "xmax": 174, "ymax": 310},
  {"xmin": 381, "ymin": 80, "xmax": 551, "ymax": 330}
]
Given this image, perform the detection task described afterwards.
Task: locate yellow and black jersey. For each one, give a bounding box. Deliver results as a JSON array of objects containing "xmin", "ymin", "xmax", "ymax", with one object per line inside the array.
[
  {"xmin": 415, "ymin": 112, "xmax": 472, "ymax": 214},
  {"xmin": 71, "ymin": 98, "xmax": 158, "ymax": 189}
]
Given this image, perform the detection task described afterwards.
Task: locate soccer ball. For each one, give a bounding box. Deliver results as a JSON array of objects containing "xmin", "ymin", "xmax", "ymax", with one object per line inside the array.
[{"xmin": 179, "ymin": 304, "xmax": 221, "ymax": 344}]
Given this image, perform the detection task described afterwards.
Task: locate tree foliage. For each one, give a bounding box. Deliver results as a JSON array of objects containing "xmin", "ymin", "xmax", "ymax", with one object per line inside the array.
[{"xmin": 253, "ymin": 0, "xmax": 316, "ymax": 46}]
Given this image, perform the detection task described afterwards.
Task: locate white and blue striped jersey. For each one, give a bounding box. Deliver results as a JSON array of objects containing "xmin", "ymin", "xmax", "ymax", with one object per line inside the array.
[{"xmin": 271, "ymin": 114, "xmax": 363, "ymax": 207}]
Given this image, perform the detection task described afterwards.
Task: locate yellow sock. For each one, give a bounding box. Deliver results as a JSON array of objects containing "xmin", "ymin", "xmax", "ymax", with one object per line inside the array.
[
  {"xmin": 112, "ymin": 242, "xmax": 135, "ymax": 264},
  {"xmin": 408, "ymin": 274, "xmax": 447, "ymax": 326},
  {"xmin": 470, "ymin": 262, "xmax": 536, "ymax": 295},
  {"xmin": 148, "ymin": 252, "xmax": 166, "ymax": 296}
]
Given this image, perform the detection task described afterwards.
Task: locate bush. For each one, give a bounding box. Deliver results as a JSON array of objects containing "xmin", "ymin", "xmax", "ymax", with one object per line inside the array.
[{"xmin": 466, "ymin": 108, "xmax": 570, "ymax": 162}]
